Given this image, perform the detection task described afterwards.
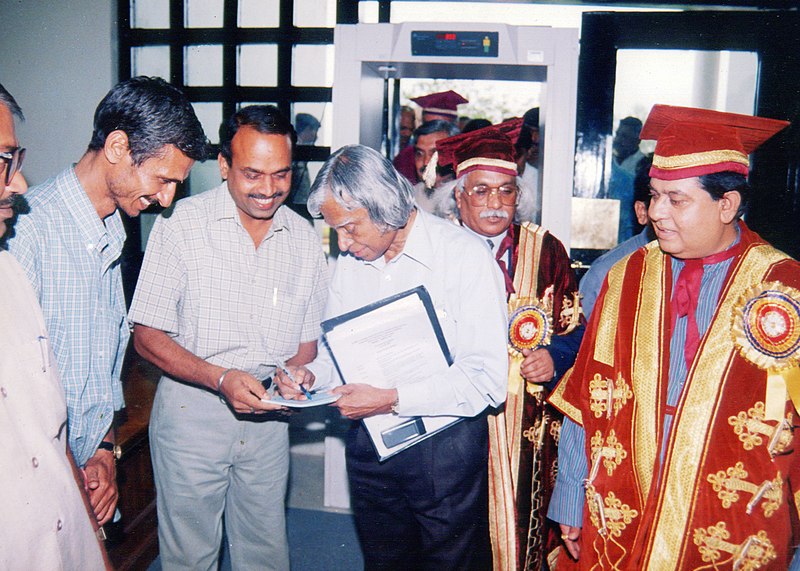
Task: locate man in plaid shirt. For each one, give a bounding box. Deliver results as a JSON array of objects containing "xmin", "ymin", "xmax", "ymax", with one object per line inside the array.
[
  {"xmin": 130, "ymin": 105, "xmax": 329, "ymax": 570},
  {"xmin": 9, "ymin": 76, "xmax": 207, "ymax": 528}
]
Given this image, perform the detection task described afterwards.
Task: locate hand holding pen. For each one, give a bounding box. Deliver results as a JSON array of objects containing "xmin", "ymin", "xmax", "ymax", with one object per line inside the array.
[{"xmin": 274, "ymin": 362, "xmax": 316, "ymax": 400}]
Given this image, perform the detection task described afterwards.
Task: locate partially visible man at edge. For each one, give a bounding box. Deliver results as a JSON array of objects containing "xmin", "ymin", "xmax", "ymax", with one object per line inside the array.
[
  {"xmin": 0, "ymin": 83, "xmax": 111, "ymax": 569},
  {"xmin": 278, "ymin": 144, "xmax": 508, "ymax": 570},
  {"xmin": 8, "ymin": 76, "xmax": 208, "ymax": 526},
  {"xmin": 548, "ymin": 105, "xmax": 800, "ymax": 569},
  {"xmin": 435, "ymin": 119, "xmax": 585, "ymax": 570}
]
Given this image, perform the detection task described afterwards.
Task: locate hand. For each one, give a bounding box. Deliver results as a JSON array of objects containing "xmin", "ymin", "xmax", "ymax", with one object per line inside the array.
[
  {"xmin": 560, "ymin": 524, "xmax": 581, "ymax": 560},
  {"xmin": 83, "ymin": 449, "xmax": 118, "ymax": 526},
  {"xmin": 274, "ymin": 366, "xmax": 315, "ymax": 400},
  {"xmin": 332, "ymin": 384, "xmax": 396, "ymax": 420},
  {"xmin": 219, "ymin": 369, "xmax": 285, "ymax": 413},
  {"xmin": 520, "ymin": 347, "xmax": 555, "ymax": 384}
]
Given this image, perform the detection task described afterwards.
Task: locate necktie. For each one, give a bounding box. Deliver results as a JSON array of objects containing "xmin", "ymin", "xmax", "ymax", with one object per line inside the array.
[
  {"xmin": 495, "ymin": 230, "xmax": 516, "ymax": 296},
  {"xmin": 670, "ymin": 242, "xmax": 741, "ymax": 369}
]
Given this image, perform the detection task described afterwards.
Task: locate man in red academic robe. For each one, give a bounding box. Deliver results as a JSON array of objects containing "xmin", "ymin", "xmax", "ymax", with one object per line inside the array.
[
  {"xmin": 434, "ymin": 120, "xmax": 585, "ymax": 570},
  {"xmin": 549, "ymin": 105, "xmax": 800, "ymax": 569}
]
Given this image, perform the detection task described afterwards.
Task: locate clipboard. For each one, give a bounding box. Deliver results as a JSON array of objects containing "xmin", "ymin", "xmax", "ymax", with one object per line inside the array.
[{"xmin": 321, "ymin": 286, "xmax": 463, "ymax": 461}]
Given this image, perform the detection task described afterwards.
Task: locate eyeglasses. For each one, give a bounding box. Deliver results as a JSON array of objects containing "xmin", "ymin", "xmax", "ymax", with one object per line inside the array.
[
  {"xmin": 463, "ymin": 183, "xmax": 518, "ymax": 206},
  {"xmin": 0, "ymin": 147, "xmax": 25, "ymax": 186}
]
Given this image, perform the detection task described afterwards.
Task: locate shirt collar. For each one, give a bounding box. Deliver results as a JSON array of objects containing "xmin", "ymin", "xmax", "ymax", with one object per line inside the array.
[
  {"xmin": 213, "ymin": 180, "xmax": 291, "ymax": 236},
  {"xmin": 461, "ymin": 221, "xmax": 506, "ymax": 256},
  {"xmin": 59, "ymin": 166, "xmax": 125, "ymax": 252},
  {"xmin": 366, "ymin": 208, "xmax": 433, "ymax": 270}
]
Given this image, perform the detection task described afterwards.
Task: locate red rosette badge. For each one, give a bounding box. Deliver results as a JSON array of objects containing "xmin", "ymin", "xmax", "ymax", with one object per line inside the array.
[
  {"xmin": 732, "ymin": 282, "xmax": 800, "ymax": 370},
  {"xmin": 508, "ymin": 305, "xmax": 552, "ymax": 352}
]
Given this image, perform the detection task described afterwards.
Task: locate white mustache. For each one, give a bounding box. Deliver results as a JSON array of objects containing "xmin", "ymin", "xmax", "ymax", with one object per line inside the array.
[{"xmin": 479, "ymin": 209, "xmax": 509, "ymax": 219}]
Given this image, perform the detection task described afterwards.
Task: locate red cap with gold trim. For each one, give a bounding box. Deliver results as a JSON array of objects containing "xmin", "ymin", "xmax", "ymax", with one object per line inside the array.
[
  {"xmin": 641, "ymin": 104, "xmax": 789, "ymax": 180},
  {"xmin": 433, "ymin": 118, "xmax": 522, "ymax": 180},
  {"xmin": 410, "ymin": 90, "xmax": 468, "ymax": 118}
]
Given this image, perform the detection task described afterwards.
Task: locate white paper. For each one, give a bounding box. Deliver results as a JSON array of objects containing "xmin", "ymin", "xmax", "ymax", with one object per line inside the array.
[
  {"xmin": 265, "ymin": 391, "xmax": 341, "ymax": 408},
  {"xmin": 324, "ymin": 290, "xmax": 461, "ymax": 460}
]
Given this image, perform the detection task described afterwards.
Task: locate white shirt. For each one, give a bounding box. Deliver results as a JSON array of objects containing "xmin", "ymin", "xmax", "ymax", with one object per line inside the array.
[
  {"xmin": 309, "ymin": 209, "xmax": 508, "ymax": 417},
  {"xmin": 0, "ymin": 251, "xmax": 104, "ymax": 569}
]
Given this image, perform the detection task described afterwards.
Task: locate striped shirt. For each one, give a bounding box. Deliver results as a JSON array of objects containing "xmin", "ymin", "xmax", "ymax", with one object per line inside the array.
[
  {"xmin": 129, "ymin": 182, "xmax": 328, "ymax": 378},
  {"xmin": 548, "ymin": 248, "xmax": 734, "ymax": 527},
  {"xmin": 8, "ymin": 167, "xmax": 128, "ymax": 467}
]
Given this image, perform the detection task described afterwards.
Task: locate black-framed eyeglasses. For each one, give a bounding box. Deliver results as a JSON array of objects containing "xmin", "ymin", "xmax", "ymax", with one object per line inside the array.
[
  {"xmin": 0, "ymin": 147, "xmax": 25, "ymax": 186},
  {"xmin": 463, "ymin": 183, "xmax": 518, "ymax": 206}
]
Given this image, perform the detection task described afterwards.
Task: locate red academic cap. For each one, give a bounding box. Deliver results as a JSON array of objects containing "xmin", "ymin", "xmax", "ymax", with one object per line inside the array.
[
  {"xmin": 641, "ymin": 104, "xmax": 789, "ymax": 180},
  {"xmin": 424, "ymin": 118, "xmax": 522, "ymax": 186},
  {"xmin": 410, "ymin": 90, "xmax": 469, "ymax": 117}
]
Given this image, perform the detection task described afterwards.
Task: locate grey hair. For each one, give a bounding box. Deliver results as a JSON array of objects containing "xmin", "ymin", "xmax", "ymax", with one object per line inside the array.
[
  {"xmin": 308, "ymin": 144, "xmax": 415, "ymax": 230},
  {"xmin": 0, "ymin": 83, "xmax": 23, "ymax": 120},
  {"xmin": 451, "ymin": 173, "xmax": 537, "ymax": 224}
]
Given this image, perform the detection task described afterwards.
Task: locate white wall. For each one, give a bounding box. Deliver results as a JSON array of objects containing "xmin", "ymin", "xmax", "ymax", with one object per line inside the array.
[{"xmin": 0, "ymin": 1, "xmax": 116, "ymax": 186}]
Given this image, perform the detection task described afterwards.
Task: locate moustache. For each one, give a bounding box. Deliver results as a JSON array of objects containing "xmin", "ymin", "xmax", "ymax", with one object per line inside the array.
[
  {"xmin": 479, "ymin": 209, "xmax": 509, "ymax": 219},
  {"xmin": 0, "ymin": 194, "xmax": 19, "ymax": 209}
]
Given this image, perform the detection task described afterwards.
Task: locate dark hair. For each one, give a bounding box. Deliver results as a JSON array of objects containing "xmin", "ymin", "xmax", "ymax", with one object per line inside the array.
[
  {"xmin": 219, "ymin": 105, "xmax": 296, "ymax": 165},
  {"xmin": 88, "ymin": 76, "xmax": 208, "ymax": 165},
  {"xmin": 295, "ymin": 112, "xmax": 320, "ymax": 133},
  {"xmin": 0, "ymin": 83, "xmax": 23, "ymax": 120},
  {"xmin": 618, "ymin": 116, "xmax": 643, "ymax": 135},
  {"xmin": 698, "ymin": 171, "xmax": 750, "ymax": 219},
  {"xmin": 522, "ymin": 107, "xmax": 540, "ymax": 128},
  {"xmin": 414, "ymin": 119, "xmax": 459, "ymax": 140},
  {"xmin": 633, "ymin": 154, "xmax": 653, "ymax": 205},
  {"xmin": 462, "ymin": 118, "xmax": 492, "ymax": 133}
]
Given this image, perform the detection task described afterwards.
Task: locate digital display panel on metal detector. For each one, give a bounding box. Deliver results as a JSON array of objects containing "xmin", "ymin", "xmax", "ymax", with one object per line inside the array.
[{"xmin": 411, "ymin": 31, "xmax": 499, "ymax": 58}]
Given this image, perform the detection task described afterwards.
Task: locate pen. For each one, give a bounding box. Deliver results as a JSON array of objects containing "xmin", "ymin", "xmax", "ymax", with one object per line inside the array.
[{"xmin": 275, "ymin": 359, "xmax": 312, "ymax": 400}]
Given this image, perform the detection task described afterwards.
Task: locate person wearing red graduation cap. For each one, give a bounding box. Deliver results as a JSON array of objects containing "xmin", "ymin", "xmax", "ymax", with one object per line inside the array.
[
  {"xmin": 548, "ymin": 105, "xmax": 800, "ymax": 570},
  {"xmin": 434, "ymin": 119, "xmax": 585, "ymax": 571},
  {"xmin": 393, "ymin": 90, "xmax": 467, "ymax": 182}
]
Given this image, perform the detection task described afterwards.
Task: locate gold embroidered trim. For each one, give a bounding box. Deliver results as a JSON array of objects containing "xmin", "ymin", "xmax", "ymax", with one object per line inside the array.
[
  {"xmin": 632, "ymin": 242, "xmax": 667, "ymax": 500},
  {"xmin": 728, "ymin": 401, "xmax": 794, "ymax": 457},
  {"xmin": 456, "ymin": 156, "xmax": 517, "ymax": 176},
  {"xmin": 586, "ymin": 487, "xmax": 639, "ymax": 538},
  {"xmin": 706, "ymin": 462, "xmax": 783, "ymax": 517},
  {"xmin": 589, "ymin": 429, "xmax": 627, "ymax": 480},
  {"xmin": 653, "ymin": 149, "xmax": 748, "ymax": 171},
  {"xmin": 594, "ymin": 252, "xmax": 628, "ymax": 366},
  {"xmin": 693, "ymin": 522, "xmax": 776, "ymax": 570},
  {"xmin": 588, "ymin": 372, "xmax": 633, "ymax": 419},
  {"xmin": 547, "ymin": 367, "xmax": 582, "ymax": 425},
  {"xmin": 559, "ymin": 291, "xmax": 583, "ymax": 334}
]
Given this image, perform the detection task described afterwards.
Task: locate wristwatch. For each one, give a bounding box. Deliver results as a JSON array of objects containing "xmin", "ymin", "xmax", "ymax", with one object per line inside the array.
[{"xmin": 98, "ymin": 441, "xmax": 122, "ymax": 460}]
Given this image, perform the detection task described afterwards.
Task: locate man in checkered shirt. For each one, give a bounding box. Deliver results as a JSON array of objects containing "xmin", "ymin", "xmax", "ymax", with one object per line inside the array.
[
  {"xmin": 129, "ymin": 105, "xmax": 329, "ymax": 570},
  {"xmin": 8, "ymin": 76, "xmax": 207, "ymax": 529}
]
